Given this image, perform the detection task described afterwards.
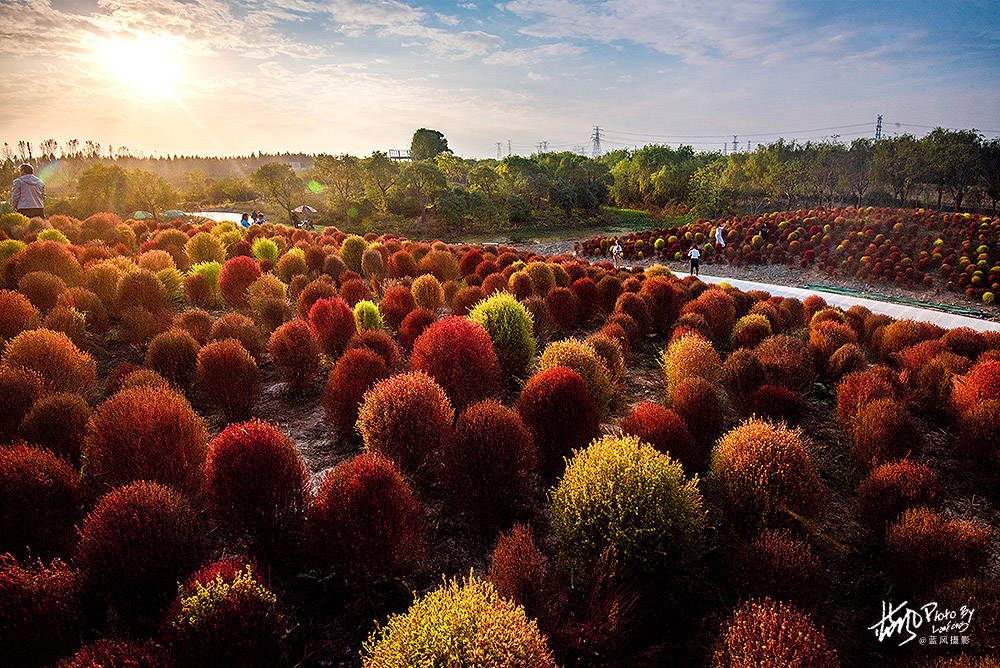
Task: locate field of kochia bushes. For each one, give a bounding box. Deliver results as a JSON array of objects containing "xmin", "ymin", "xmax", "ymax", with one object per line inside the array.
[
  {"xmin": 584, "ymin": 206, "xmax": 1000, "ymax": 304},
  {"xmin": 0, "ymin": 208, "xmax": 998, "ymax": 667}
]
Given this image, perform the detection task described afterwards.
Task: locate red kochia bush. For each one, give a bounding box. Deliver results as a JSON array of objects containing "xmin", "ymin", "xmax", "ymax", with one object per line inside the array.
[
  {"xmin": 116, "ymin": 268, "xmax": 167, "ymax": 313},
  {"xmin": 851, "ymin": 398, "xmax": 921, "ymax": 468},
  {"xmin": 55, "ymin": 639, "xmax": 164, "ymax": 668},
  {"xmin": 218, "ymin": 255, "xmax": 262, "ymax": 309},
  {"xmin": 196, "ymin": 339, "xmax": 260, "ymax": 418},
  {"xmin": 546, "ymin": 286, "xmax": 580, "ymax": 332},
  {"xmin": 57, "ymin": 286, "xmax": 108, "ymax": 333},
  {"xmin": 639, "ymin": 276, "xmax": 683, "ymax": 333},
  {"xmin": 357, "ymin": 371, "xmax": 454, "ymax": 473},
  {"xmin": 268, "ymin": 319, "xmax": 319, "ymax": 391},
  {"xmin": 958, "ymin": 399, "xmax": 1000, "ymax": 465},
  {"xmin": 442, "ymin": 400, "xmax": 537, "ymax": 525},
  {"xmin": 713, "ymin": 597, "xmax": 838, "ymax": 667},
  {"xmin": 308, "ymin": 296, "xmax": 356, "ymax": 358},
  {"xmin": 619, "ymin": 401, "xmax": 697, "ymax": 472},
  {"xmin": 885, "ymin": 508, "xmax": 991, "ymax": 591},
  {"xmin": 81, "ymin": 386, "xmax": 208, "ymax": 493},
  {"xmin": 1, "ymin": 328, "xmax": 96, "ymax": 394},
  {"xmin": 322, "ymin": 348, "xmax": 389, "ymax": 431},
  {"xmin": 952, "ymin": 359, "xmax": 1000, "ymax": 415},
  {"xmin": 77, "ymin": 481, "xmax": 202, "ymax": 624},
  {"xmin": 735, "ymin": 529, "xmax": 823, "ymax": 605},
  {"xmin": 856, "ymin": 459, "xmax": 940, "ymax": 532},
  {"xmin": 346, "ymin": 329, "xmax": 400, "ymax": 370},
  {"xmin": 173, "ymin": 308, "xmax": 214, "ymax": 344},
  {"xmin": 307, "ymin": 452, "xmax": 423, "ymax": 581},
  {"xmin": 0, "ymin": 554, "xmax": 81, "ymax": 668},
  {"xmin": 570, "ymin": 277, "xmax": 597, "ymax": 321},
  {"xmin": 410, "ymin": 316, "xmax": 502, "ymax": 408},
  {"xmin": 202, "ymin": 420, "xmax": 309, "ymax": 560},
  {"xmin": 0, "ymin": 289, "xmax": 41, "ymax": 341},
  {"xmin": 516, "ymin": 366, "xmax": 599, "ymax": 474},
  {"xmin": 18, "ymin": 392, "xmax": 91, "ymax": 464},
  {"xmin": 744, "ymin": 384, "xmax": 803, "ymax": 424},
  {"xmin": 209, "ymin": 311, "xmax": 264, "ymax": 359},
  {"xmin": 0, "ymin": 366, "xmax": 42, "ymax": 440},
  {"xmin": 452, "ymin": 285, "xmax": 485, "ymax": 317},
  {"xmin": 145, "ymin": 328, "xmax": 201, "ymax": 388},
  {"xmin": 339, "ymin": 277, "xmax": 371, "ymax": 307},
  {"xmin": 836, "ymin": 365, "xmax": 903, "ymax": 426},
  {"xmin": 295, "ymin": 277, "xmax": 337, "ymax": 319},
  {"xmin": 18, "ymin": 270, "xmax": 66, "ymax": 312},
  {"xmin": 399, "ymin": 307, "xmax": 436, "ymax": 348},
  {"xmin": 380, "ymin": 284, "xmax": 416, "ymax": 329},
  {"xmin": 0, "ymin": 444, "xmax": 82, "ymax": 559},
  {"xmin": 669, "ymin": 377, "xmax": 723, "ymax": 470}
]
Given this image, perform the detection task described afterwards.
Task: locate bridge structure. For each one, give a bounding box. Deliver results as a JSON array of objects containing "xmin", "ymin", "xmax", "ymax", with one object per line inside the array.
[{"xmin": 386, "ymin": 149, "xmax": 411, "ymax": 161}]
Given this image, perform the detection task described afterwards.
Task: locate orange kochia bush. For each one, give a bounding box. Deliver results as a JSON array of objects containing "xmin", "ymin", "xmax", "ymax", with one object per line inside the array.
[{"xmin": 409, "ymin": 316, "xmax": 501, "ymax": 408}]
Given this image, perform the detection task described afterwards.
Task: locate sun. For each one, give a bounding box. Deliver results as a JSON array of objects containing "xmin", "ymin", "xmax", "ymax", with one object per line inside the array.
[{"xmin": 96, "ymin": 35, "xmax": 179, "ymax": 98}]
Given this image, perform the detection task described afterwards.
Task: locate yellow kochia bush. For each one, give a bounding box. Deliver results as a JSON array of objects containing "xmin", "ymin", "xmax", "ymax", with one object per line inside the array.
[
  {"xmin": 550, "ymin": 434, "xmax": 706, "ymax": 574},
  {"xmin": 362, "ymin": 577, "xmax": 555, "ymax": 668},
  {"xmin": 539, "ymin": 338, "xmax": 613, "ymax": 413},
  {"xmin": 659, "ymin": 334, "xmax": 721, "ymax": 395}
]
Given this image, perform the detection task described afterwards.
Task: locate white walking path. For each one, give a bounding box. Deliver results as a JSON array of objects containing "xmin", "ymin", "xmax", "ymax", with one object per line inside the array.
[{"xmin": 694, "ymin": 273, "xmax": 1000, "ymax": 333}]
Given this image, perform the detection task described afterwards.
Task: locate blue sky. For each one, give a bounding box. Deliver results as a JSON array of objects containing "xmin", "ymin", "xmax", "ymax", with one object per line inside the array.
[{"xmin": 0, "ymin": 0, "xmax": 998, "ymax": 157}]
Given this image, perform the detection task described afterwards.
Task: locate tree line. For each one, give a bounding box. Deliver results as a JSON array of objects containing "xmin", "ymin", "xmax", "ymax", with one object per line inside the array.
[{"xmin": 3, "ymin": 127, "xmax": 999, "ymax": 230}]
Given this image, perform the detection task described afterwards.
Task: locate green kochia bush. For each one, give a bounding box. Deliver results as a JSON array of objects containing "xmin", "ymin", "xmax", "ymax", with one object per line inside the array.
[
  {"xmin": 468, "ymin": 291, "xmax": 536, "ymax": 380},
  {"xmin": 353, "ymin": 299, "xmax": 383, "ymax": 331},
  {"xmin": 362, "ymin": 577, "xmax": 556, "ymax": 668},
  {"xmin": 550, "ymin": 434, "xmax": 706, "ymax": 575}
]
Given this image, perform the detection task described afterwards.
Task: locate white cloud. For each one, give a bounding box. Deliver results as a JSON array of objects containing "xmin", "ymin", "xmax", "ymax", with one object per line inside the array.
[
  {"xmin": 527, "ymin": 71, "xmax": 550, "ymax": 80},
  {"xmin": 483, "ymin": 42, "xmax": 586, "ymax": 65},
  {"xmin": 436, "ymin": 13, "xmax": 460, "ymax": 26}
]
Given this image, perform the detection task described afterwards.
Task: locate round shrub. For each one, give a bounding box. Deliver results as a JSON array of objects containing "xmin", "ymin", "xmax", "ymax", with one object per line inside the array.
[
  {"xmin": 0, "ymin": 444, "xmax": 81, "ymax": 559},
  {"xmin": 338, "ymin": 277, "xmax": 370, "ymax": 307},
  {"xmin": 339, "ymin": 234, "xmax": 368, "ymax": 273},
  {"xmin": 42, "ymin": 304, "xmax": 87, "ymax": 346},
  {"xmin": 411, "ymin": 273, "xmax": 444, "ymax": 310},
  {"xmin": 323, "ymin": 348, "xmax": 390, "ymax": 432},
  {"xmin": 660, "ymin": 334, "xmax": 720, "ymax": 395},
  {"xmin": 720, "ymin": 348, "xmax": 765, "ymax": 407},
  {"xmin": 196, "ymin": 339, "xmax": 259, "ymax": 418},
  {"xmin": 165, "ymin": 558, "xmax": 287, "ymax": 667},
  {"xmin": 546, "ymin": 286, "xmax": 580, "ymax": 331},
  {"xmin": 209, "ymin": 311, "xmax": 263, "ymax": 359},
  {"xmin": 116, "ymin": 268, "xmax": 167, "ymax": 312},
  {"xmin": 410, "ymin": 316, "xmax": 501, "ymax": 408},
  {"xmin": 173, "ymin": 308, "xmax": 214, "ymax": 344},
  {"xmin": 357, "ymin": 371, "xmax": 454, "ymax": 473},
  {"xmin": 755, "ymin": 335, "xmax": 814, "ymax": 392},
  {"xmin": 712, "ymin": 598, "xmax": 837, "ymax": 668},
  {"xmin": 9, "ymin": 240, "xmax": 82, "ymax": 285},
  {"xmin": 361, "ymin": 577, "xmax": 555, "ymax": 668},
  {"xmin": 0, "ymin": 289, "xmax": 41, "ymax": 341},
  {"xmin": 952, "ymin": 360, "xmax": 1000, "ymax": 415},
  {"xmin": 183, "ymin": 271, "xmax": 213, "ymax": 307},
  {"xmin": 82, "ymin": 386, "xmax": 207, "ymax": 494},
  {"xmin": 516, "ymin": 366, "xmax": 599, "ymax": 474},
  {"xmin": 836, "ymin": 365, "xmax": 902, "ymax": 426},
  {"xmin": 120, "ymin": 307, "xmax": 170, "ymax": 346},
  {"xmin": 487, "ymin": 524, "xmax": 544, "ymax": 611},
  {"xmin": 735, "ymin": 530, "xmax": 822, "ymax": 605},
  {"xmin": 885, "ymin": 508, "xmax": 991, "ymax": 591},
  {"xmin": 452, "ymin": 285, "xmax": 485, "ymax": 317},
  {"xmin": 18, "ymin": 392, "xmax": 90, "ymax": 464},
  {"xmin": 442, "ymin": 400, "xmax": 537, "ymax": 524},
  {"xmin": 276, "ymin": 251, "xmax": 308, "ymax": 283},
  {"xmin": 145, "ymin": 328, "xmax": 200, "ymax": 388},
  {"xmin": 468, "ymin": 291, "xmax": 536, "ymax": 381},
  {"xmin": 218, "ymin": 256, "xmax": 261, "ymax": 309},
  {"xmin": 712, "ymin": 420, "xmax": 825, "ymax": 530},
  {"xmin": 0, "ymin": 555, "xmax": 81, "ymax": 668},
  {"xmin": 669, "ymin": 376, "xmax": 724, "ymax": 468},
  {"xmin": 267, "ymin": 319, "xmax": 319, "ymax": 391},
  {"xmin": 958, "ymin": 399, "xmax": 1000, "ymax": 464},
  {"xmin": 744, "ymin": 384, "xmax": 803, "ymax": 424},
  {"xmin": 683, "ymin": 289, "xmax": 736, "ymax": 342},
  {"xmin": 619, "ymin": 401, "xmax": 697, "ymax": 471},
  {"xmin": 856, "ymin": 460, "xmax": 939, "ymax": 532},
  {"xmin": 1, "ymin": 328, "xmax": 96, "ymax": 394},
  {"xmin": 387, "ymin": 249, "xmax": 417, "ymax": 278},
  {"xmin": 308, "ymin": 452, "xmax": 423, "ymax": 580},
  {"xmin": 346, "ymin": 329, "xmax": 400, "ymax": 370},
  {"xmin": 586, "ymin": 331, "xmax": 625, "ymax": 380},
  {"xmin": 615, "ymin": 292, "xmax": 650, "ymax": 334},
  {"xmin": 203, "ymin": 420, "xmax": 308, "ymax": 560},
  {"xmin": 826, "ymin": 342, "xmax": 866, "ymax": 380},
  {"xmin": 296, "ymin": 277, "xmax": 337, "ymax": 318},
  {"xmin": 551, "ymin": 434, "xmax": 706, "ymax": 574},
  {"xmin": 354, "ymin": 299, "xmax": 383, "ymax": 331},
  {"xmin": 0, "ymin": 366, "xmax": 41, "ymax": 441},
  {"xmin": 379, "ymin": 284, "xmax": 415, "ymax": 330},
  {"xmin": 731, "ymin": 313, "xmax": 772, "ymax": 349},
  {"xmin": 120, "ymin": 368, "xmax": 171, "ymax": 392},
  {"xmin": 77, "ymin": 481, "xmax": 201, "ymax": 624},
  {"xmin": 186, "ymin": 231, "xmax": 226, "ymax": 264},
  {"xmin": 399, "ymin": 307, "xmax": 435, "ymax": 348},
  {"xmin": 307, "ymin": 296, "xmax": 355, "ymax": 358},
  {"xmin": 539, "ymin": 338, "xmax": 613, "ymax": 413},
  {"xmin": 852, "ymin": 398, "xmax": 920, "ymax": 469},
  {"xmin": 18, "ymin": 270, "xmax": 66, "ymax": 312}
]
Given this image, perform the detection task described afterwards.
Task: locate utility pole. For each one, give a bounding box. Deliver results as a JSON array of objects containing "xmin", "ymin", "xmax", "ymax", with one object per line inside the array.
[
  {"xmin": 496, "ymin": 142, "xmax": 502, "ymax": 159},
  {"xmin": 723, "ymin": 143, "xmax": 727, "ymax": 156},
  {"xmin": 747, "ymin": 139, "xmax": 751, "ymax": 151},
  {"xmin": 507, "ymin": 139, "xmax": 512, "ymax": 156},
  {"xmin": 875, "ymin": 114, "xmax": 882, "ymax": 140},
  {"xmin": 591, "ymin": 126, "xmax": 602, "ymax": 157},
  {"xmin": 733, "ymin": 135, "xmax": 738, "ymax": 153}
]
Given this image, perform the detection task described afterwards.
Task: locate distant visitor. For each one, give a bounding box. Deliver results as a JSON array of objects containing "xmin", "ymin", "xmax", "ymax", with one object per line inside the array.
[
  {"xmin": 10, "ymin": 163, "xmax": 45, "ymax": 218},
  {"xmin": 687, "ymin": 245, "xmax": 700, "ymax": 276}
]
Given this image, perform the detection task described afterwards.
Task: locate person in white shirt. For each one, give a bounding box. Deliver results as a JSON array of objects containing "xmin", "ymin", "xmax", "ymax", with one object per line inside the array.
[
  {"xmin": 714, "ymin": 223, "xmax": 726, "ymax": 264},
  {"xmin": 611, "ymin": 238, "xmax": 623, "ymax": 268},
  {"xmin": 10, "ymin": 164, "xmax": 45, "ymax": 218},
  {"xmin": 687, "ymin": 245, "xmax": 701, "ymax": 276}
]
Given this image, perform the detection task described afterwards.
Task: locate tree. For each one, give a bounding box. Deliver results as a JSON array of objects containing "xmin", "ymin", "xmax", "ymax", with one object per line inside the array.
[
  {"xmin": 314, "ymin": 153, "xmax": 362, "ymax": 203},
  {"xmin": 846, "ymin": 138, "xmax": 874, "ymax": 206},
  {"xmin": 410, "ymin": 128, "xmax": 450, "ymax": 161},
  {"xmin": 360, "ymin": 151, "xmax": 400, "ymax": 212},
  {"xmin": 396, "ymin": 160, "xmax": 446, "ymax": 207},
  {"xmin": 981, "ymin": 138, "xmax": 1000, "ymax": 213},
  {"xmin": 872, "ymin": 135, "xmax": 923, "ymax": 207},
  {"xmin": 76, "ymin": 163, "xmax": 129, "ymax": 213},
  {"xmin": 126, "ymin": 168, "xmax": 175, "ymax": 217},
  {"xmin": 251, "ymin": 162, "xmax": 306, "ymax": 224}
]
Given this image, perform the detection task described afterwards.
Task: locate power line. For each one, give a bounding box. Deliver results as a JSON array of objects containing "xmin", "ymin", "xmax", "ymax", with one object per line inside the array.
[{"xmin": 601, "ymin": 122, "xmax": 873, "ymax": 140}]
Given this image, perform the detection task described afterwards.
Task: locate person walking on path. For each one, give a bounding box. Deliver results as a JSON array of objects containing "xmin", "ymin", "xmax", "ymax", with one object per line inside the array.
[
  {"xmin": 714, "ymin": 222, "xmax": 727, "ymax": 265},
  {"xmin": 687, "ymin": 245, "xmax": 701, "ymax": 276},
  {"xmin": 10, "ymin": 164, "xmax": 45, "ymax": 218},
  {"xmin": 611, "ymin": 238, "xmax": 623, "ymax": 268}
]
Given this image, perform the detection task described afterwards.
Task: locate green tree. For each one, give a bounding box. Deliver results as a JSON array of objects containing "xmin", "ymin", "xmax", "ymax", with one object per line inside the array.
[
  {"xmin": 921, "ymin": 128, "xmax": 982, "ymax": 210},
  {"xmin": 410, "ymin": 128, "xmax": 450, "ymax": 161},
  {"xmin": 396, "ymin": 160, "xmax": 446, "ymax": 207},
  {"xmin": 846, "ymin": 138, "xmax": 874, "ymax": 206},
  {"xmin": 251, "ymin": 162, "xmax": 306, "ymax": 224},
  {"xmin": 314, "ymin": 153, "xmax": 362, "ymax": 202},
  {"xmin": 126, "ymin": 168, "xmax": 175, "ymax": 218},
  {"xmin": 981, "ymin": 138, "xmax": 1000, "ymax": 213},
  {"xmin": 360, "ymin": 151, "xmax": 400, "ymax": 212},
  {"xmin": 76, "ymin": 163, "xmax": 129, "ymax": 213}
]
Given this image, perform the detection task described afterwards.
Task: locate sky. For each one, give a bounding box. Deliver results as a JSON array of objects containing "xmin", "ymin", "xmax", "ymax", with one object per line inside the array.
[{"xmin": 0, "ymin": 0, "xmax": 998, "ymax": 158}]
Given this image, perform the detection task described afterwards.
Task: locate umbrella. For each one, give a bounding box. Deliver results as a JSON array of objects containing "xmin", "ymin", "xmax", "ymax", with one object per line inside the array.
[
  {"xmin": 132, "ymin": 211, "xmax": 153, "ymax": 219},
  {"xmin": 162, "ymin": 210, "xmax": 186, "ymax": 219},
  {"xmin": 292, "ymin": 205, "xmax": 317, "ymax": 214}
]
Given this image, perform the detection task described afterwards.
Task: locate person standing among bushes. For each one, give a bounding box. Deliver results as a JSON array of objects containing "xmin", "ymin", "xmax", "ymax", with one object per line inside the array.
[
  {"xmin": 10, "ymin": 164, "xmax": 45, "ymax": 218},
  {"xmin": 715, "ymin": 222, "xmax": 726, "ymax": 264},
  {"xmin": 611, "ymin": 238, "xmax": 623, "ymax": 268},
  {"xmin": 687, "ymin": 245, "xmax": 701, "ymax": 276}
]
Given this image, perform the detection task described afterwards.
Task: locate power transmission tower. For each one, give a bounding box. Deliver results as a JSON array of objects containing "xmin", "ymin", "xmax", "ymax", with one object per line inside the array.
[
  {"xmin": 875, "ymin": 114, "xmax": 883, "ymax": 140},
  {"xmin": 591, "ymin": 126, "xmax": 602, "ymax": 157},
  {"xmin": 733, "ymin": 135, "xmax": 738, "ymax": 153},
  {"xmin": 496, "ymin": 142, "xmax": 502, "ymax": 159},
  {"xmin": 507, "ymin": 139, "xmax": 512, "ymax": 156}
]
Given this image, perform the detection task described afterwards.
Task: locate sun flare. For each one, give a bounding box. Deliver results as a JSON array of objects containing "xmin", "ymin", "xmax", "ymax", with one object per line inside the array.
[{"xmin": 95, "ymin": 35, "xmax": 179, "ymax": 99}]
